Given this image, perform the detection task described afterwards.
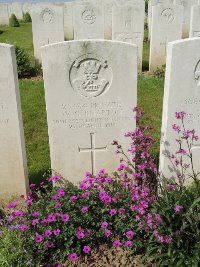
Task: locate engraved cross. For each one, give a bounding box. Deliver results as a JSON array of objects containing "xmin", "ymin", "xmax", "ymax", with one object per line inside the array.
[{"xmin": 78, "ymin": 133, "xmax": 107, "ymax": 175}]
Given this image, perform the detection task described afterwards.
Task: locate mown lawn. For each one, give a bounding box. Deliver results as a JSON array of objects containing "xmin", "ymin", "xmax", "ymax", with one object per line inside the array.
[{"xmin": 0, "ymin": 23, "xmax": 164, "ymax": 184}]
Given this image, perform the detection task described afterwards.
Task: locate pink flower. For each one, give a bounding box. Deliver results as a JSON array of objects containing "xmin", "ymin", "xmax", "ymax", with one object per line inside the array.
[
  {"xmin": 7, "ymin": 202, "xmax": 17, "ymax": 209},
  {"xmin": 167, "ymin": 184, "xmax": 174, "ymax": 191},
  {"xmin": 35, "ymin": 234, "xmax": 43, "ymax": 243},
  {"xmin": 104, "ymin": 229, "xmax": 111, "ymax": 237},
  {"xmin": 174, "ymin": 205, "xmax": 183, "ymax": 213},
  {"xmin": 109, "ymin": 209, "xmax": 117, "ymax": 216},
  {"xmin": 175, "ymin": 111, "xmax": 186, "ymax": 120},
  {"xmin": 47, "ymin": 214, "xmax": 56, "ymax": 223},
  {"xmin": 81, "ymin": 206, "xmax": 88, "ymax": 213},
  {"xmin": 113, "ymin": 239, "xmax": 121, "ymax": 247},
  {"xmin": 20, "ymin": 224, "xmax": 28, "ymax": 232},
  {"xmin": 53, "ymin": 175, "xmax": 60, "ymax": 182},
  {"xmin": 157, "ymin": 235, "xmax": 165, "ymax": 243},
  {"xmin": 101, "ymin": 222, "xmax": 108, "ymax": 228},
  {"xmin": 69, "ymin": 253, "xmax": 78, "ymax": 261},
  {"xmin": 83, "ymin": 245, "xmax": 91, "ymax": 254},
  {"xmin": 119, "ymin": 208, "xmax": 125, "ymax": 215},
  {"xmin": 46, "ymin": 241, "xmax": 54, "ymax": 248},
  {"xmin": 44, "ymin": 230, "xmax": 52, "ymax": 236},
  {"xmin": 51, "ymin": 196, "xmax": 57, "ymax": 201},
  {"xmin": 57, "ymin": 188, "xmax": 65, "ymax": 198},
  {"xmin": 126, "ymin": 230, "xmax": 134, "ymax": 239},
  {"xmin": 61, "ymin": 213, "xmax": 70, "ymax": 222},
  {"xmin": 32, "ymin": 211, "xmax": 39, "ymax": 217},
  {"xmin": 125, "ymin": 240, "xmax": 133, "ymax": 247},
  {"xmin": 76, "ymin": 231, "xmax": 85, "ymax": 239},
  {"xmin": 56, "ymin": 203, "xmax": 61, "ymax": 209},
  {"xmin": 26, "ymin": 199, "xmax": 33, "ymax": 206},
  {"xmin": 13, "ymin": 211, "xmax": 25, "ymax": 217},
  {"xmin": 165, "ymin": 236, "xmax": 173, "ymax": 244},
  {"xmin": 81, "ymin": 191, "xmax": 91, "ymax": 198},
  {"xmin": 70, "ymin": 195, "xmax": 78, "ymax": 201},
  {"xmin": 53, "ymin": 229, "xmax": 60, "ymax": 236},
  {"xmin": 32, "ymin": 219, "xmax": 39, "ymax": 226},
  {"xmin": 41, "ymin": 218, "xmax": 47, "ymax": 225},
  {"xmin": 117, "ymin": 163, "xmax": 126, "ymax": 171}
]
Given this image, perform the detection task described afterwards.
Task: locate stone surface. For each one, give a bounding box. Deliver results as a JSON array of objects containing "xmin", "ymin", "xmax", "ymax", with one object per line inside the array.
[
  {"xmin": 64, "ymin": 2, "xmax": 74, "ymax": 40},
  {"xmin": 0, "ymin": 43, "xmax": 28, "ymax": 197},
  {"xmin": 174, "ymin": 0, "xmax": 198, "ymax": 38},
  {"xmin": 0, "ymin": 4, "xmax": 9, "ymax": 25},
  {"xmin": 32, "ymin": 4, "xmax": 64, "ymax": 64},
  {"xmin": 42, "ymin": 40, "xmax": 137, "ymax": 184},
  {"xmin": 112, "ymin": 3, "xmax": 145, "ymax": 71},
  {"xmin": 189, "ymin": 5, "xmax": 200, "ymax": 38},
  {"xmin": 9, "ymin": 2, "xmax": 23, "ymax": 20},
  {"xmin": 148, "ymin": 0, "xmax": 174, "ymax": 40},
  {"xmin": 160, "ymin": 38, "xmax": 200, "ymax": 183},
  {"xmin": 149, "ymin": 4, "xmax": 183, "ymax": 72},
  {"xmin": 73, "ymin": 2, "xmax": 104, "ymax": 39}
]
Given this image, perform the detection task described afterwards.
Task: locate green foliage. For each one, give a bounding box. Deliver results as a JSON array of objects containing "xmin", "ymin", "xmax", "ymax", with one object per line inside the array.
[
  {"xmin": 22, "ymin": 12, "xmax": 32, "ymax": 23},
  {"xmin": 9, "ymin": 14, "xmax": 20, "ymax": 27},
  {"xmin": 153, "ymin": 65, "xmax": 166, "ymax": 79},
  {"xmin": 0, "ymin": 228, "xmax": 33, "ymax": 267},
  {"xmin": 15, "ymin": 46, "xmax": 33, "ymax": 78},
  {"xmin": 145, "ymin": 0, "xmax": 148, "ymax": 14},
  {"xmin": 142, "ymin": 186, "xmax": 200, "ymax": 266}
]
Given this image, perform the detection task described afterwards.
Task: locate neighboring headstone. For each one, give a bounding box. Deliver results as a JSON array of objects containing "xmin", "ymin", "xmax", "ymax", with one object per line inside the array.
[
  {"xmin": 22, "ymin": 3, "xmax": 32, "ymax": 16},
  {"xmin": 112, "ymin": 3, "xmax": 145, "ymax": 71},
  {"xmin": 9, "ymin": 2, "xmax": 23, "ymax": 20},
  {"xmin": 148, "ymin": 0, "xmax": 174, "ymax": 40},
  {"xmin": 32, "ymin": 4, "xmax": 64, "ymax": 64},
  {"xmin": 0, "ymin": 4, "xmax": 9, "ymax": 25},
  {"xmin": 42, "ymin": 40, "xmax": 137, "ymax": 183},
  {"xmin": 189, "ymin": 5, "xmax": 200, "ymax": 38},
  {"xmin": 0, "ymin": 43, "xmax": 29, "ymax": 197},
  {"xmin": 64, "ymin": 2, "xmax": 74, "ymax": 40},
  {"xmin": 149, "ymin": 4, "xmax": 183, "ymax": 73},
  {"xmin": 174, "ymin": 0, "xmax": 198, "ymax": 38},
  {"xmin": 160, "ymin": 38, "xmax": 200, "ymax": 183},
  {"xmin": 73, "ymin": 2, "xmax": 104, "ymax": 39}
]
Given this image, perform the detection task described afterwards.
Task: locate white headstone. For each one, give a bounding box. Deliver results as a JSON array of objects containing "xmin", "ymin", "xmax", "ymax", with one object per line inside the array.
[
  {"xmin": 149, "ymin": 4, "xmax": 183, "ymax": 73},
  {"xmin": 73, "ymin": 2, "xmax": 104, "ymax": 39},
  {"xmin": 174, "ymin": 0, "xmax": 198, "ymax": 38},
  {"xmin": 189, "ymin": 5, "xmax": 200, "ymax": 38},
  {"xmin": 22, "ymin": 3, "xmax": 32, "ymax": 16},
  {"xmin": 32, "ymin": 4, "xmax": 64, "ymax": 64},
  {"xmin": 0, "ymin": 43, "xmax": 29, "ymax": 197},
  {"xmin": 42, "ymin": 40, "xmax": 137, "ymax": 183},
  {"xmin": 0, "ymin": 4, "xmax": 9, "ymax": 25},
  {"xmin": 112, "ymin": 3, "xmax": 145, "ymax": 71},
  {"xmin": 9, "ymin": 2, "xmax": 23, "ymax": 20},
  {"xmin": 148, "ymin": 0, "xmax": 174, "ymax": 40},
  {"xmin": 160, "ymin": 38, "xmax": 200, "ymax": 183},
  {"xmin": 64, "ymin": 2, "xmax": 74, "ymax": 40}
]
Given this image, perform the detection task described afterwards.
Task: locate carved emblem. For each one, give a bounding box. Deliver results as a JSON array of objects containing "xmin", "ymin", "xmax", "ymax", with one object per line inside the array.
[
  {"xmin": 114, "ymin": 32, "xmax": 133, "ymax": 43},
  {"xmin": 194, "ymin": 60, "xmax": 200, "ymax": 86},
  {"xmin": 69, "ymin": 54, "xmax": 113, "ymax": 98},
  {"xmin": 41, "ymin": 8, "xmax": 54, "ymax": 23},
  {"xmin": 161, "ymin": 8, "xmax": 174, "ymax": 24},
  {"xmin": 81, "ymin": 8, "xmax": 96, "ymax": 24}
]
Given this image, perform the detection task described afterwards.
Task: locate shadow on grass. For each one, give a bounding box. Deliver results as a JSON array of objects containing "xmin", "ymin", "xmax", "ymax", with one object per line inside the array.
[
  {"xmin": 142, "ymin": 60, "xmax": 149, "ymax": 72},
  {"xmin": 29, "ymin": 169, "xmax": 51, "ymax": 185}
]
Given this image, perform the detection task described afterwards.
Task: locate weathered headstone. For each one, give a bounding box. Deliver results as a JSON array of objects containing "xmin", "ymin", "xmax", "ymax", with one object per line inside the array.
[
  {"xmin": 148, "ymin": 0, "xmax": 174, "ymax": 40},
  {"xmin": 73, "ymin": 2, "xmax": 104, "ymax": 39},
  {"xmin": 160, "ymin": 38, "xmax": 200, "ymax": 183},
  {"xmin": 9, "ymin": 2, "xmax": 23, "ymax": 20},
  {"xmin": 112, "ymin": 3, "xmax": 145, "ymax": 71},
  {"xmin": 149, "ymin": 4, "xmax": 183, "ymax": 72},
  {"xmin": 174, "ymin": 0, "xmax": 198, "ymax": 38},
  {"xmin": 22, "ymin": 3, "xmax": 32, "ymax": 16},
  {"xmin": 189, "ymin": 5, "xmax": 200, "ymax": 38},
  {"xmin": 0, "ymin": 43, "xmax": 29, "ymax": 197},
  {"xmin": 0, "ymin": 4, "xmax": 9, "ymax": 25},
  {"xmin": 32, "ymin": 4, "xmax": 64, "ymax": 64},
  {"xmin": 64, "ymin": 2, "xmax": 74, "ymax": 40},
  {"xmin": 42, "ymin": 40, "xmax": 137, "ymax": 183}
]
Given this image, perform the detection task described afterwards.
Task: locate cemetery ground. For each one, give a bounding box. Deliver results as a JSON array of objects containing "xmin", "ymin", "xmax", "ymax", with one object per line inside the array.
[{"xmin": 1, "ymin": 23, "xmax": 199, "ymax": 267}]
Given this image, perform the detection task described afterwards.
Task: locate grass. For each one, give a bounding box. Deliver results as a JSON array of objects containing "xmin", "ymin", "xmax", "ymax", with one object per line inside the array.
[{"xmin": 0, "ymin": 23, "xmax": 164, "ymax": 184}]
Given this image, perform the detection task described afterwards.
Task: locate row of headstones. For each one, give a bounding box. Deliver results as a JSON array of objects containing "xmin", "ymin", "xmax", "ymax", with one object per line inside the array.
[
  {"xmin": 149, "ymin": 1, "xmax": 200, "ymax": 72},
  {"xmin": 1, "ymin": 37, "xmax": 200, "ymax": 197}
]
